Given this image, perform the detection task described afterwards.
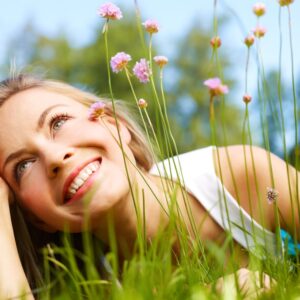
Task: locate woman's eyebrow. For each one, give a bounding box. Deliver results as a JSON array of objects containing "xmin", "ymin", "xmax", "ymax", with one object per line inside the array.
[
  {"xmin": 3, "ymin": 148, "xmax": 27, "ymax": 173},
  {"xmin": 2, "ymin": 104, "xmax": 68, "ymax": 173},
  {"xmin": 36, "ymin": 104, "xmax": 68, "ymax": 130}
]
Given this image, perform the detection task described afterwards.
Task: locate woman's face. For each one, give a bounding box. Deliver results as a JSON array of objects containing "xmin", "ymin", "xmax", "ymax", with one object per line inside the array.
[{"xmin": 0, "ymin": 88, "xmax": 135, "ymax": 232}]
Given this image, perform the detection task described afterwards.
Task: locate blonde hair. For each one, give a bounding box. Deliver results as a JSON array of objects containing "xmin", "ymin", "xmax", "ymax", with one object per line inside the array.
[{"xmin": 0, "ymin": 73, "xmax": 155, "ymax": 171}]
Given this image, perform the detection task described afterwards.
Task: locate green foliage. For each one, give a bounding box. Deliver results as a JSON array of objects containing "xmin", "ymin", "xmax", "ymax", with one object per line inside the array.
[
  {"xmin": 168, "ymin": 20, "xmax": 243, "ymax": 152},
  {"xmin": 2, "ymin": 13, "xmax": 244, "ymax": 154},
  {"xmin": 1, "ymin": 4, "xmax": 300, "ymax": 300},
  {"xmin": 250, "ymin": 69, "xmax": 300, "ymax": 168},
  {"xmin": 29, "ymin": 225, "xmax": 300, "ymax": 300},
  {"xmin": 2, "ymin": 13, "xmax": 152, "ymax": 103}
]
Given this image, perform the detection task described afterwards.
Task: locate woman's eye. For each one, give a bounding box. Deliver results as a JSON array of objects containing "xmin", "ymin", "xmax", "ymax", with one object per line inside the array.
[
  {"xmin": 14, "ymin": 160, "xmax": 34, "ymax": 181},
  {"xmin": 49, "ymin": 113, "xmax": 72, "ymax": 133},
  {"xmin": 53, "ymin": 119, "xmax": 67, "ymax": 131}
]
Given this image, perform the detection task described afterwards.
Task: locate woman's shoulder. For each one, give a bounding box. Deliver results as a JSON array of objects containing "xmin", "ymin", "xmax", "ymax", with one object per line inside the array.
[
  {"xmin": 213, "ymin": 145, "xmax": 267, "ymax": 171},
  {"xmin": 212, "ymin": 145, "xmax": 268, "ymax": 194}
]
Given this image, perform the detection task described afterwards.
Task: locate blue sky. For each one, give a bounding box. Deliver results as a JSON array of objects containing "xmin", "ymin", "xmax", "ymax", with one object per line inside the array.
[{"xmin": 1, "ymin": 0, "xmax": 300, "ymax": 97}]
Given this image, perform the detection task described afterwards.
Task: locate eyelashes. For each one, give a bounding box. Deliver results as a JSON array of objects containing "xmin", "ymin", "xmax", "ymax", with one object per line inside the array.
[
  {"xmin": 48, "ymin": 112, "xmax": 73, "ymax": 133},
  {"xmin": 13, "ymin": 159, "xmax": 35, "ymax": 183},
  {"xmin": 13, "ymin": 112, "xmax": 73, "ymax": 183}
]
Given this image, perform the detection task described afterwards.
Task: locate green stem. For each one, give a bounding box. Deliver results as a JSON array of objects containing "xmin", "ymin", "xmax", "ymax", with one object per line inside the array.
[
  {"xmin": 148, "ymin": 32, "xmax": 208, "ymax": 264},
  {"xmin": 287, "ymin": 6, "xmax": 300, "ymax": 247},
  {"xmin": 277, "ymin": 6, "xmax": 297, "ymax": 257},
  {"xmin": 104, "ymin": 21, "xmax": 138, "ymax": 274},
  {"xmin": 256, "ymin": 34, "xmax": 282, "ymax": 253},
  {"xmin": 133, "ymin": 0, "xmax": 147, "ymax": 55}
]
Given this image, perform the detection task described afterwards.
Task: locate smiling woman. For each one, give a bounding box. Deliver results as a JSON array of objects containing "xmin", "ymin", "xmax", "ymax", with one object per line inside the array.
[
  {"xmin": 0, "ymin": 73, "xmax": 299, "ymax": 298},
  {"xmin": 0, "ymin": 73, "xmax": 157, "ymax": 298}
]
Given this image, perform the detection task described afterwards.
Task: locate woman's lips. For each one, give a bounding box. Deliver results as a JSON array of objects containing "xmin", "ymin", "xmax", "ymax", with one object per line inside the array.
[
  {"xmin": 64, "ymin": 170, "xmax": 100, "ymax": 205},
  {"xmin": 63, "ymin": 157, "xmax": 102, "ymax": 204}
]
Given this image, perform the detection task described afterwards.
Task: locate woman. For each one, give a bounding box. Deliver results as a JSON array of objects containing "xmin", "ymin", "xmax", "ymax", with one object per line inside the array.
[{"xmin": 0, "ymin": 74, "xmax": 297, "ymax": 298}]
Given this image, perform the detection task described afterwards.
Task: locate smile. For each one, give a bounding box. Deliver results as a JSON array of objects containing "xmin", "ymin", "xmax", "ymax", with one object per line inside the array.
[{"xmin": 63, "ymin": 157, "xmax": 102, "ymax": 204}]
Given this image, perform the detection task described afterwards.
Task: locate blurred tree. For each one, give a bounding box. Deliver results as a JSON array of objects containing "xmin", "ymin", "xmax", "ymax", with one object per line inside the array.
[
  {"xmin": 250, "ymin": 69, "xmax": 299, "ymax": 167},
  {"xmin": 166, "ymin": 20, "xmax": 243, "ymax": 153},
  {"xmin": 2, "ymin": 13, "xmax": 152, "ymax": 103},
  {"xmin": 289, "ymin": 74, "xmax": 300, "ymax": 169},
  {"xmin": 2, "ymin": 13, "xmax": 244, "ymax": 155}
]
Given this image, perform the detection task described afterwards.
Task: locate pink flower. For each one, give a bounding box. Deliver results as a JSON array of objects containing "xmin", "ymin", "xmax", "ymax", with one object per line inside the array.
[
  {"xmin": 267, "ymin": 187, "xmax": 279, "ymax": 204},
  {"xmin": 252, "ymin": 26, "xmax": 267, "ymax": 38},
  {"xmin": 244, "ymin": 34, "xmax": 255, "ymax": 47},
  {"xmin": 203, "ymin": 77, "xmax": 229, "ymax": 97},
  {"xmin": 97, "ymin": 2, "xmax": 123, "ymax": 20},
  {"xmin": 153, "ymin": 56, "xmax": 168, "ymax": 68},
  {"xmin": 243, "ymin": 94, "xmax": 252, "ymax": 104},
  {"xmin": 142, "ymin": 19, "xmax": 159, "ymax": 34},
  {"xmin": 253, "ymin": 2, "xmax": 266, "ymax": 17},
  {"xmin": 88, "ymin": 101, "xmax": 106, "ymax": 120},
  {"xmin": 210, "ymin": 36, "xmax": 222, "ymax": 49},
  {"xmin": 110, "ymin": 52, "xmax": 131, "ymax": 73},
  {"xmin": 278, "ymin": 0, "xmax": 294, "ymax": 6},
  {"xmin": 133, "ymin": 59, "xmax": 151, "ymax": 83},
  {"xmin": 138, "ymin": 98, "xmax": 148, "ymax": 108}
]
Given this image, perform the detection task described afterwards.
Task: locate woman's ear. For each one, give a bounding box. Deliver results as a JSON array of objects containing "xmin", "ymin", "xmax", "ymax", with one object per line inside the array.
[{"xmin": 103, "ymin": 115, "xmax": 132, "ymax": 145}]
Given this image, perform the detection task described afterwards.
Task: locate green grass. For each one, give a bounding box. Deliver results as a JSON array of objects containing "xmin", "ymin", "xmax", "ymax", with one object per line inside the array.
[
  {"xmin": 14, "ymin": 2, "xmax": 300, "ymax": 299},
  {"xmin": 29, "ymin": 223, "xmax": 300, "ymax": 300}
]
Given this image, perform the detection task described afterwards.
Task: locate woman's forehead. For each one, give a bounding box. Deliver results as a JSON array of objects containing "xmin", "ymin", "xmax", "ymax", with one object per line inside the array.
[
  {"xmin": 0, "ymin": 88, "xmax": 87, "ymax": 119},
  {"xmin": 4, "ymin": 87, "xmax": 83, "ymax": 108},
  {"xmin": 0, "ymin": 88, "xmax": 85, "ymax": 164}
]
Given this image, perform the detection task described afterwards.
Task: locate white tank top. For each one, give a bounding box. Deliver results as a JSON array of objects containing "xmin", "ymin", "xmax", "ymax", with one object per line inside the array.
[{"xmin": 150, "ymin": 146, "xmax": 281, "ymax": 256}]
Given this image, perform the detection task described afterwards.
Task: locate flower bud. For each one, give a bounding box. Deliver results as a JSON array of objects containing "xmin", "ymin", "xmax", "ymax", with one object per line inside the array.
[
  {"xmin": 244, "ymin": 35, "xmax": 255, "ymax": 47},
  {"xmin": 253, "ymin": 2, "xmax": 266, "ymax": 17},
  {"xmin": 138, "ymin": 98, "xmax": 148, "ymax": 108},
  {"xmin": 278, "ymin": 0, "xmax": 294, "ymax": 6},
  {"xmin": 153, "ymin": 56, "xmax": 168, "ymax": 68},
  {"xmin": 243, "ymin": 94, "xmax": 252, "ymax": 104},
  {"xmin": 210, "ymin": 36, "xmax": 222, "ymax": 49},
  {"xmin": 252, "ymin": 26, "xmax": 267, "ymax": 38}
]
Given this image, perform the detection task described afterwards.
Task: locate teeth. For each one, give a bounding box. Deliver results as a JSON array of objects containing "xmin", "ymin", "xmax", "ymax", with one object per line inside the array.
[
  {"xmin": 81, "ymin": 172, "xmax": 89, "ymax": 180},
  {"xmin": 74, "ymin": 178, "xmax": 84, "ymax": 186},
  {"xmin": 90, "ymin": 164, "xmax": 97, "ymax": 172},
  {"xmin": 66, "ymin": 160, "xmax": 101, "ymax": 199},
  {"xmin": 86, "ymin": 168, "xmax": 92, "ymax": 175}
]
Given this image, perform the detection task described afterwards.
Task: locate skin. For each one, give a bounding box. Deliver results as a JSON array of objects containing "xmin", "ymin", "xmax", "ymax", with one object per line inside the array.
[
  {"xmin": 0, "ymin": 88, "xmax": 170, "ymax": 249},
  {"xmin": 214, "ymin": 145, "xmax": 300, "ymax": 239},
  {"xmin": 0, "ymin": 87, "xmax": 299, "ymax": 246},
  {"xmin": 2, "ymin": 86, "xmax": 295, "ymax": 296}
]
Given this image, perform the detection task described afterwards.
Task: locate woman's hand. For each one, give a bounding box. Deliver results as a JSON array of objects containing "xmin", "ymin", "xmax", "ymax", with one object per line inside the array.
[
  {"xmin": 0, "ymin": 177, "xmax": 34, "ymax": 299},
  {"xmin": 0, "ymin": 176, "xmax": 15, "ymax": 237},
  {"xmin": 214, "ymin": 268, "xmax": 275, "ymax": 299},
  {"xmin": 0, "ymin": 177, "xmax": 13, "ymax": 233},
  {"xmin": 0, "ymin": 176, "xmax": 9, "ymax": 201}
]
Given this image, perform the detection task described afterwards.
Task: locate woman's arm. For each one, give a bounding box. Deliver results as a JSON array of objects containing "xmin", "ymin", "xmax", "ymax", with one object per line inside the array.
[
  {"xmin": 214, "ymin": 145, "xmax": 300, "ymax": 237},
  {"xmin": 246, "ymin": 145, "xmax": 300, "ymax": 237},
  {"xmin": 0, "ymin": 178, "xmax": 34, "ymax": 299}
]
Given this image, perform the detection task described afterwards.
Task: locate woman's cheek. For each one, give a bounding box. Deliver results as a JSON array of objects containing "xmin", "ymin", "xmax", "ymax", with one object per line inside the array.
[
  {"xmin": 18, "ymin": 179, "xmax": 52, "ymax": 214},
  {"xmin": 19, "ymin": 189, "xmax": 42, "ymax": 213}
]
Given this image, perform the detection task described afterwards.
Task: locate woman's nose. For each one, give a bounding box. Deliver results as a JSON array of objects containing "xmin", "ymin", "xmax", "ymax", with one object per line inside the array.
[{"xmin": 43, "ymin": 145, "xmax": 75, "ymax": 178}]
